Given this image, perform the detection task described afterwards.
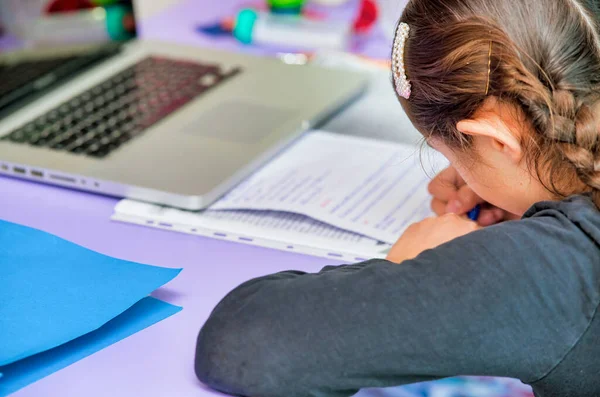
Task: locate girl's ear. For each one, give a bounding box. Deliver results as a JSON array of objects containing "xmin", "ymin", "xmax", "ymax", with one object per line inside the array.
[{"xmin": 456, "ymin": 114, "xmax": 523, "ymax": 163}]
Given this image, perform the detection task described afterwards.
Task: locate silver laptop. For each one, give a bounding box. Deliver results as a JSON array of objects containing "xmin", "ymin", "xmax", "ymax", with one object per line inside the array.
[{"xmin": 0, "ymin": 1, "xmax": 367, "ymax": 210}]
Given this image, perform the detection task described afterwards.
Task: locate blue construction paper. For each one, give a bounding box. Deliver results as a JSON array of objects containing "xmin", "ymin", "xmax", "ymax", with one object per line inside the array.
[
  {"xmin": 0, "ymin": 219, "xmax": 181, "ymax": 366},
  {"xmin": 0, "ymin": 297, "xmax": 182, "ymax": 396}
]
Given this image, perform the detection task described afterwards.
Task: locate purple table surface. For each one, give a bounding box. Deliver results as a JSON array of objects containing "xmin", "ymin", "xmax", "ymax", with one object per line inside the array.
[
  {"xmin": 2, "ymin": 175, "xmax": 341, "ymax": 397},
  {"xmin": 2, "ymin": 1, "xmax": 403, "ymax": 396}
]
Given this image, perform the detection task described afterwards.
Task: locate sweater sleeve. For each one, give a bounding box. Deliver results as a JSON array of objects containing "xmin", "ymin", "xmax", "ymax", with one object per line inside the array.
[{"xmin": 194, "ymin": 210, "xmax": 600, "ymax": 397}]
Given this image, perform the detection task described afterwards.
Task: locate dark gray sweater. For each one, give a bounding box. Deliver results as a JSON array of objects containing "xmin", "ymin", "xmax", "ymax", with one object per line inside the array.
[{"xmin": 195, "ymin": 195, "xmax": 600, "ymax": 397}]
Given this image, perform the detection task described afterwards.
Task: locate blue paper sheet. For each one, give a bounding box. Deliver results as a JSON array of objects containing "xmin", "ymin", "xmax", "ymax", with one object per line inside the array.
[
  {"xmin": 0, "ymin": 219, "xmax": 182, "ymax": 366},
  {"xmin": 0, "ymin": 297, "xmax": 182, "ymax": 396}
]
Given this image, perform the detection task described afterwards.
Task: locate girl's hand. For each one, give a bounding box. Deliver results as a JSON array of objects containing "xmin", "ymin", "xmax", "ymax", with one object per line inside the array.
[
  {"xmin": 428, "ymin": 166, "xmax": 512, "ymax": 226},
  {"xmin": 386, "ymin": 214, "xmax": 480, "ymax": 264}
]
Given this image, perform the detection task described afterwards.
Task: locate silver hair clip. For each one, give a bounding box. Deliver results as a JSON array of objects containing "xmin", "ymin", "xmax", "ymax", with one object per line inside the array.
[{"xmin": 393, "ymin": 22, "xmax": 411, "ymax": 99}]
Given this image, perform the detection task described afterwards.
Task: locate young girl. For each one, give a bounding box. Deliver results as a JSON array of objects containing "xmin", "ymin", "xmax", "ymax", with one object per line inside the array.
[{"xmin": 194, "ymin": 0, "xmax": 600, "ymax": 396}]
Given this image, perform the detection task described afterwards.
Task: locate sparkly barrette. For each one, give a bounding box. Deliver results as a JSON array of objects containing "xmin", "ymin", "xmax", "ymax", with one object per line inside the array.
[{"xmin": 393, "ymin": 22, "xmax": 411, "ymax": 99}]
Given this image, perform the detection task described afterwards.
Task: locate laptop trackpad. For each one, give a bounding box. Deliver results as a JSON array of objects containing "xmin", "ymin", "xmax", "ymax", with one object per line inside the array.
[{"xmin": 180, "ymin": 101, "xmax": 295, "ymax": 144}]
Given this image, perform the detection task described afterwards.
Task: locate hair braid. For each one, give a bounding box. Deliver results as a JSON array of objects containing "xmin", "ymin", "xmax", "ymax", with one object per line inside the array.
[
  {"xmin": 507, "ymin": 62, "xmax": 600, "ymax": 203},
  {"xmin": 555, "ymin": 98, "xmax": 600, "ymax": 194}
]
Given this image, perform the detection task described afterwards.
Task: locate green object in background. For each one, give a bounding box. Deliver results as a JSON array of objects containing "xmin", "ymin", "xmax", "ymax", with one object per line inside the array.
[
  {"xmin": 233, "ymin": 9, "xmax": 259, "ymax": 44},
  {"xmin": 267, "ymin": 0, "xmax": 305, "ymax": 7},
  {"xmin": 267, "ymin": 0, "xmax": 305, "ymax": 13},
  {"xmin": 90, "ymin": 0, "xmax": 119, "ymax": 5}
]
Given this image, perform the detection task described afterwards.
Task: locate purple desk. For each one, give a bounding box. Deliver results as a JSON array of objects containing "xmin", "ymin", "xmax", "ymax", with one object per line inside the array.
[
  {"xmin": 2, "ymin": 174, "xmax": 339, "ymax": 397},
  {"xmin": 3, "ymin": 1, "xmax": 532, "ymax": 396}
]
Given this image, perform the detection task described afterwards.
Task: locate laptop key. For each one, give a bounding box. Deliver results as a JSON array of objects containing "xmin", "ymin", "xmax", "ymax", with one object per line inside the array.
[
  {"xmin": 8, "ymin": 130, "xmax": 26, "ymax": 143},
  {"xmin": 39, "ymin": 128, "xmax": 55, "ymax": 140},
  {"xmin": 66, "ymin": 138, "xmax": 84, "ymax": 152},
  {"xmin": 71, "ymin": 146, "xmax": 86, "ymax": 154},
  {"xmin": 116, "ymin": 134, "xmax": 132, "ymax": 145},
  {"xmin": 32, "ymin": 138, "xmax": 48, "ymax": 146},
  {"xmin": 87, "ymin": 143, "xmax": 110, "ymax": 158},
  {"xmin": 99, "ymin": 136, "xmax": 112, "ymax": 146}
]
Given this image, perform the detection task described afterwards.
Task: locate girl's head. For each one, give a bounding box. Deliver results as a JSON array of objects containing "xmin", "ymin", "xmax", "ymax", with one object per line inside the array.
[{"xmin": 395, "ymin": 0, "xmax": 600, "ymax": 215}]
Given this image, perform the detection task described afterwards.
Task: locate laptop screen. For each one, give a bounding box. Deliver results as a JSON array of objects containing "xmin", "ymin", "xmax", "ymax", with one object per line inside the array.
[{"xmin": 0, "ymin": 1, "xmax": 137, "ymax": 115}]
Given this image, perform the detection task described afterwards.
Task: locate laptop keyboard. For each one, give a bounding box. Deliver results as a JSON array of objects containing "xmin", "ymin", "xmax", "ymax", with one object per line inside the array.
[{"xmin": 1, "ymin": 57, "xmax": 241, "ymax": 158}]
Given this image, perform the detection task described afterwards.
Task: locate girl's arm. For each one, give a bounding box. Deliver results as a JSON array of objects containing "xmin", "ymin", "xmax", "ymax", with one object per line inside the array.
[{"xmin": 194, "ymin": 203, "xmax": 598, "ymax": 397}]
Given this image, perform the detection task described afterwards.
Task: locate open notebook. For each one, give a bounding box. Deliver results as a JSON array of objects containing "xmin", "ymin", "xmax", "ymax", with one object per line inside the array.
[{"xmin": 112, "ymin": 131, "xmax": 448, "ymax": 261}]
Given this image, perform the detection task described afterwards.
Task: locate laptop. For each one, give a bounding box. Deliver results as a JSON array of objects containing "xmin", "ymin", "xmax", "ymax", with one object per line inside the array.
[{"xmin": 0, "ymin": 1, "xmax": 367, "ymax": 210}]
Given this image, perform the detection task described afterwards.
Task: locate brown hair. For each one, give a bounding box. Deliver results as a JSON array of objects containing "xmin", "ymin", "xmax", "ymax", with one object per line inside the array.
[{"xmin": 396, "ymin": 0, "xmax": 600, "ymax": 206}]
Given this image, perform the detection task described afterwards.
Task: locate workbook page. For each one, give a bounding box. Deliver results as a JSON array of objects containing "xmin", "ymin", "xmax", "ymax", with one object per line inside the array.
[
  {"xmin": 211, "ymin": 131, "xmax": 448, "ymax": 244},
  {"xmin": 117, "ymin": 199, "xmax": 383, "ymax": 249},
  {"xmin": 114, "ymin": 200, "xmax": 389, "ymax": 260}
]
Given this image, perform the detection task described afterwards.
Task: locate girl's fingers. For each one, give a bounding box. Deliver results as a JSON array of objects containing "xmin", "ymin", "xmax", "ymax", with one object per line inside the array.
[
  {"xmin": 477, "ymin": 207, "xmax": 506, "ymax": 226},
  {"xmin": 446, "ymin": 184, "xmax": 485, "ymax": 214},
  {"xmin": 431, "ymin": 198, "xmax": 446, "ymax": 216},
  {"xmin": 428, "ymin": 167, "xmax": 462, "ymax": 202},
  {"xmin": 434, "ymin": 195, "xmax": 507, "ymax": 226}
]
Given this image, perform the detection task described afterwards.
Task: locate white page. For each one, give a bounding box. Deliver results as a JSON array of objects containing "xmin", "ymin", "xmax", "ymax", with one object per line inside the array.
[
  {"xmin": 114, "ymin": 200, "xmax": 390, "ymax": 260},
  {"xmin": 211, "ymin": 131, "xmax": 448, "ymax": 244}
]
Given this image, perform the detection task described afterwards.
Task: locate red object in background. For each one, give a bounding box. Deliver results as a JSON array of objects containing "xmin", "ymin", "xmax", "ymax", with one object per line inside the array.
[
  {"xmin": 122, "ymin": 13, "xmax": 136, "ymax": 32},
  {"xmin": 45, "ymin": 0, "xmax": 94, "ymax": 14},
  {"xmin": 353, "ymin": 0, "xmax": 378, "ymax": 34}
]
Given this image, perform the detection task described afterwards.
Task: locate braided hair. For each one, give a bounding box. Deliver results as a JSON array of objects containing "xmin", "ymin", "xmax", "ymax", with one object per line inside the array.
[{"xmin": 397, "ymin": 0, "xmax": 600, "ymax": 206}]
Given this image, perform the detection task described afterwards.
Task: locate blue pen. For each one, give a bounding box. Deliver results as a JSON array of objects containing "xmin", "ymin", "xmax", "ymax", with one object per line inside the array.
[{"xmin": 467, "ymin": 204, "xmax": 481, "ymax": 221}]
